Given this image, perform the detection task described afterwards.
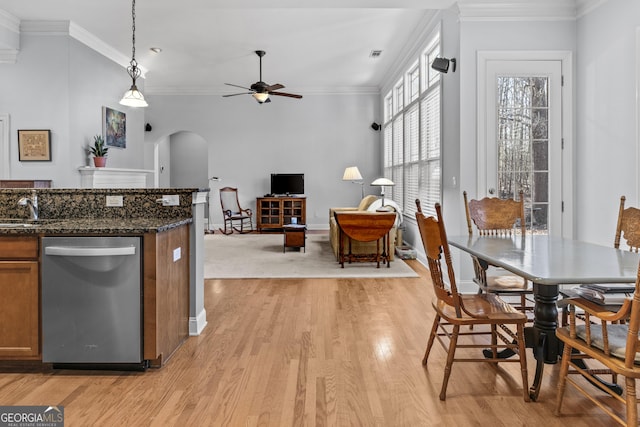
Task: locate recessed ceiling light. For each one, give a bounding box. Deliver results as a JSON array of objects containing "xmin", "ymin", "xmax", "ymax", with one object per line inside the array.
[
  {"xmin": 150, "ymin": 47, "xmax": 162, "ymax": 54},
  {"xmin": 370, "ymin": 50, "xmax": 382, "ymax": 58}
]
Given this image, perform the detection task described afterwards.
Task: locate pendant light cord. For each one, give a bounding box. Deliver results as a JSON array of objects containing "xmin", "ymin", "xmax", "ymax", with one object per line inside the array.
[
  {"xmin": 127, "ymin": 0, "xmax": 141, "ymax": 82},
  {"xmin": 131, "ymin": 0, "xmax": 136, "ymax": 62}
]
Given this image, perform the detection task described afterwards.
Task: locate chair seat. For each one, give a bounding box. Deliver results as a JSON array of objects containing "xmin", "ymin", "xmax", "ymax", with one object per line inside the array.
[
  {"xmin": 576, "ymin": 324, "xmax": 640, "ymax": 364},
  {"xmin": 228, "ymin": 213, "xmax": 250, "ymax": 220},
  {"xmin": 433, "ymin": 294, "xmax": 528, "ymax": 324},
  {"xmin": 557, "ymin": 327, "xmax": 640, "ymax": 376},
  {"xmin": 480, "ymin": 274, "xmax": 532, "ymax": 293}
]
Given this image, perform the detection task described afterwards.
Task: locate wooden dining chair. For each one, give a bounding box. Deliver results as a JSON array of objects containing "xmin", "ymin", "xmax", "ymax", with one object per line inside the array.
[
  {"xmin": 463, "ymin": 190, "xmax": 532, "ymax": 316},
  {"xmin": 415, "ymin": 199, "xmax": 530, "ymax": 402},
  {"xmin": 555, "ymin": 270, "xmax": 640, "ymax": 426},
  {"xmin": 615, "ymin": 195, "xmax": 640, "ymax": 252},
  {"xmin": 219, "ymin": 187, "xmax": 253, "ymax": 235}
]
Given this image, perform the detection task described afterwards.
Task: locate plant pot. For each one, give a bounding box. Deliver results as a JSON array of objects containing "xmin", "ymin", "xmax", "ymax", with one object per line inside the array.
[{"xmin": 93, "ymin": 157, "xmax": 107, "ymax": 168}]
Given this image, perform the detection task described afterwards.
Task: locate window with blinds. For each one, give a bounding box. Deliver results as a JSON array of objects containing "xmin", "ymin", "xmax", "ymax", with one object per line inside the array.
[{"xmin": 382, "ymin": 30, "xmax": 441, "ymax": 220}]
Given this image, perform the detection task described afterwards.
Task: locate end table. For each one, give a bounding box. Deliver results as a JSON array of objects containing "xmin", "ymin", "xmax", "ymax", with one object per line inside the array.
[{"xmin": 283, "ymin": 224, "xmax": 307, "ymax": 252}]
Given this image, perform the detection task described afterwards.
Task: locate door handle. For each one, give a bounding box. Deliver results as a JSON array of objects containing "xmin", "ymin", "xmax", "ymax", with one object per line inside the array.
[
  {"xmin": 488, "ymin": 188, "xmax": 495, "ymax": 195},
  {"xmin": 44, "ymin": 246, "xmax": 136, "ymax": 256}
]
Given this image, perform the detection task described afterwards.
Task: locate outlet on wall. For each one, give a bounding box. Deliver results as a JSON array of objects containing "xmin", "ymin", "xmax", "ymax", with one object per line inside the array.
[
  {"xmin": 106, "ymin": 195, "xmax": 124, "ymax": 207},
  {"xmin": 162, "ymin": 195, "xmax": 180, "ymax": 206}
]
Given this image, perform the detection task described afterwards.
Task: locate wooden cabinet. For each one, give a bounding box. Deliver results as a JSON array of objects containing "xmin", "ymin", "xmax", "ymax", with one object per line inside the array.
[
  {"xmin": 143, "ymin": 225, "xmax": 190, "ymax": 367},
  {"xmin": 256, "ymin": 197, "xmax": 306, "ymax": 231},
  {"xmin": 0, "ymin": 180, "xmax": 51, "ymax": 188},
  {"xmin": 0, "ymin": 236, "xmax": 39, "ymax": 359}
]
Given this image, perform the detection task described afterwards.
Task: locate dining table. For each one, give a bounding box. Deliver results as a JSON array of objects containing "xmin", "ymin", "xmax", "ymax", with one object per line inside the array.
[{"xmin": 447, "ymin": 234, "xmax": 640, "ymax": 401}]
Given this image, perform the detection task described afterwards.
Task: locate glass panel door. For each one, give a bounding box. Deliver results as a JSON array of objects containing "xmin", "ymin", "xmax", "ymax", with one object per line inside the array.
[{"xmin": 485, "ymin": 60, "xmax": 562, "ymax": 235}]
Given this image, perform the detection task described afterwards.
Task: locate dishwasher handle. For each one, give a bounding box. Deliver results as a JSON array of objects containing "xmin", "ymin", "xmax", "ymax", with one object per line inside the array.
[{"xmin": 44, "ymin": 246, "xmax": 136, "ymax": 257}]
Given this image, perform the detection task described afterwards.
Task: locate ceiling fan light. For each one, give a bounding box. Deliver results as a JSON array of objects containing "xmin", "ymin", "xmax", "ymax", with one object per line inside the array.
[
  {"xmin": 253, "ymin": 92, "xmax": 269, "ymax": 103},
  {"xmin": 120, "ymin": 85, "xmax": 149, "ymax": 107}
]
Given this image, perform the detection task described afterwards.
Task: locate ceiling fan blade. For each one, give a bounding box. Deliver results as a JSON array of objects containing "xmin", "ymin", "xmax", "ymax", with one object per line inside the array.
[
  {"xmin": 225, "ymin": 83, "xmax": 253, "ymax": 91},
  {"xmin": 265, "ymin": 83, "xmax": 284, "ymax": 91},
  {"xmin": 270, "ymin": 91, "xmax": 303, "ymax": 99},
  {"xmin": 222, "ymin": 92, "xmax": 253, "ymax": 97}
]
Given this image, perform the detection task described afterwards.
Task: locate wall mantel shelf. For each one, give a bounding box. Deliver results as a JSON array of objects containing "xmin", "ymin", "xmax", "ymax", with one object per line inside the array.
[{"xmin": 78, "ymin": 167, "xmax": 154, "ymax": 189}]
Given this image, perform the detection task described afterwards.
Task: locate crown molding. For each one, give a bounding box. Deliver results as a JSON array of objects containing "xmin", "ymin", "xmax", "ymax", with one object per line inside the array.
[
  {"xmin": 145, "ymin": 85, "xmax": 380, "ymax": 96},
  {"xmin": 0, "ymin": 9, "xmax": 19, "ymax": 59},
  {"xmin": 575, "ymin": 0, "xmax": 609, "ymax": 18},
  {"xmin": 0, "ymin": 49, "xmax": 18, "ymax": 63},
  {"xmin": 0, "ymin": 9, "xmax": 20, "ymax": 34},
  {"xmin": 68, "ymin": 22, "xmax": 146, "ymax": 77},
  {"xmin": 18, "ymin": 19, "xmax": 146, "ymax": 76},
  {"xmin": 457, "ymin": 0, "xmax": 577, "ymax": 21}
]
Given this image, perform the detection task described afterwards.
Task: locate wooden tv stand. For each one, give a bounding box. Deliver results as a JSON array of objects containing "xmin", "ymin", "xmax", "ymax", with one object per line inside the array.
[{"xmin": 256, "ymin": 196, "xmax": 306, "ymax": 232}]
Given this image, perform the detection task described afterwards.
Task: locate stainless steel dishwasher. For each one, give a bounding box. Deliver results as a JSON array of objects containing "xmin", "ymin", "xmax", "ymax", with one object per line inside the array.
[{"xmin": 42, "ymin": 236, "xmax": 144, "ymax": 368}]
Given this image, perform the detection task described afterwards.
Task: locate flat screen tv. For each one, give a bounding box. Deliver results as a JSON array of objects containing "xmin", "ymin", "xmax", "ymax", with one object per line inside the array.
[{"xmin": 271, "ymin": 173, "xmax": 304, "ymax": 195}]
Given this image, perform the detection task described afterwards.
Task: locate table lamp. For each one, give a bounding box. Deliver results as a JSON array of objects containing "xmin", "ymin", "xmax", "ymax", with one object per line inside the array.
[
  {"xmin": 370, "ymin": 177, "xmax": 395, "ymax": 206},
  {"xmin": 342, "ymin": 166, "xmax": 364, "ymax": 199}
]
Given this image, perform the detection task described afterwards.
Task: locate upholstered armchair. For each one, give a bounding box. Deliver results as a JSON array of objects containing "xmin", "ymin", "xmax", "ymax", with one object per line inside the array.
[{"xmin": 329, "ymin": 195, "xmax": 399, "ymax": 261}]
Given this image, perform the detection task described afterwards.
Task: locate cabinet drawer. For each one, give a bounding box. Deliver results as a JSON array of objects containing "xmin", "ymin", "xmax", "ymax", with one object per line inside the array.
[{"xmin": 0, "ymin": 236, "xmax": 39, "ymax": 259}]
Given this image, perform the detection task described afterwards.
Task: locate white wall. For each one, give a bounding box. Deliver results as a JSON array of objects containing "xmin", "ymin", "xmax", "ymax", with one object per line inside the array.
[
  {"xmin": 0, "ymin": 34, "xmax": 70, "ymax": 183},
  {"xmin": 575, "ymin": 0, "xmax": 640, "ymax": 245},
  {"xmin": 145, "ymin": 92, "xmax": 381, "ymax": 230},
  {"xmin": 0, "ymin": 30, "xmax": 146, "ymax": 187},
  {"xmin": 169, "ymin": 131, "xmax": 208, "ymax": 188},
  {"xmin": 458, "ymin": 18, "xmax": 576, "ymax": 231},
  {"xmin": 156, "ymin": 135, "xmax": 171, "ymax": 188}
]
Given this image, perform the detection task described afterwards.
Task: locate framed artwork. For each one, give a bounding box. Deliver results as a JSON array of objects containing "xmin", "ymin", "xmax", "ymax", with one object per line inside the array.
[
  {"xmin": 102, "ymin": 106, "xmax": 126, "ymax": 148},
  {"xmin": 17, "ymin": 129, "xmax": 51, "ymax": 161}
]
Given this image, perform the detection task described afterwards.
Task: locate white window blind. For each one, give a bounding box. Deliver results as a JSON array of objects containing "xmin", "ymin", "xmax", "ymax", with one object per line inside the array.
[
  {"xmin": 418, "ymin": 89, "xmax": 441, "ymax": 217},
  {"xmin": 383, "ymin": 124, "xmax": 393, "ymax": 180},
  {"xmin": 391, "ymin": 116, "xmax": 404, "ymax": 206},
  {"xmin": 404, "ymin": 104, "xmax": 420, "ymax": 215},
  {"xmin": 381, "ymin": 29, "xmax": 441, "ymax": 222}
]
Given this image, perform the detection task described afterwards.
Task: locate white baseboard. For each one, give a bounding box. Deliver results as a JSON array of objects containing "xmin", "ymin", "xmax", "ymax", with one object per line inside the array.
[{"xmin": 189, "ymin": 308, "xmax": 208, "ymax": 336}]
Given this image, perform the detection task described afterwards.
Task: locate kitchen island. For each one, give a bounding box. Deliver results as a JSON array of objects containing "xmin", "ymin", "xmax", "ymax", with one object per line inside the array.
[{"xmin": 0, "ymin": 188, "xmax": 197, "ymax": 369}]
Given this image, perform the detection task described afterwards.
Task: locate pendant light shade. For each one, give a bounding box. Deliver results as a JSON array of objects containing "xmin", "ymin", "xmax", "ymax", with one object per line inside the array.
[
  {"xmin": 120, "ymin": 0, "xmax": 148, "ymax": 108},
  {"xmin": 252, "ymin": 92, "xmax": 269, "ymax": 103},
  {"xmin": 120, "ymin": 84, "xmax": 148, "ymax": 107}
]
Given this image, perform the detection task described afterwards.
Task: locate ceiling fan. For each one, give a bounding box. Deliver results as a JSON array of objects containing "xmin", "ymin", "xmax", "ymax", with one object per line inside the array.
[{"xmin": 223, "ymin": 50, "xmax": 303, "ymax": 104}]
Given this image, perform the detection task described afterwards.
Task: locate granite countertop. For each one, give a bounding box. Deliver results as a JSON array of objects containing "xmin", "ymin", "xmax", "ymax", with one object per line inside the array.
[{"xmin": 0, "ymin": 217, "xmax": 192, "ymax": 235}]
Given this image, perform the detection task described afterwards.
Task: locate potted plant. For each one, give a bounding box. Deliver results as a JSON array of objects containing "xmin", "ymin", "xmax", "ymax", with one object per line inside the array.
[{"xmin": 89, "ymin": 135, "xmax": 109, "ymax": 167}]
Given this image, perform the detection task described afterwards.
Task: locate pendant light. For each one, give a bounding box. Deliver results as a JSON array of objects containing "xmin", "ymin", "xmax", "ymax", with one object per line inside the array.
[{"xmin": 120, "ymin": 0, "xmax": 148, "ymax": 107}]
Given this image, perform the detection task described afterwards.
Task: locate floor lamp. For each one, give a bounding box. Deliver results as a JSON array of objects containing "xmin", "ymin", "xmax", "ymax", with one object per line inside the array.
[{"xmin": 342, "ymin": 166, "xmax": 364, "ymax": 199}]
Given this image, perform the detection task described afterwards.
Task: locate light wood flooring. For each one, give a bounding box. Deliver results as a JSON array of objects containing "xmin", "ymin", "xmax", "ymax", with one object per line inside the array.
[{"xmin": 0, "ymin": 260, "xmax": 626, "ymax": 426}]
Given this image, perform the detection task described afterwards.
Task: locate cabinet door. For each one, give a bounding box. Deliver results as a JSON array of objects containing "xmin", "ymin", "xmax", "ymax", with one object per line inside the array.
[{"xmin": 0, "ymin": 261, "xmax": 39, "ymax": 358}]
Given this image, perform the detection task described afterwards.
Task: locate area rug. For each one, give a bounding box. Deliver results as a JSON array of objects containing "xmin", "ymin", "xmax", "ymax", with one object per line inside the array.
[{"xmin": 204, "ymin": 232, "xmax": 419, "ymax": 279}]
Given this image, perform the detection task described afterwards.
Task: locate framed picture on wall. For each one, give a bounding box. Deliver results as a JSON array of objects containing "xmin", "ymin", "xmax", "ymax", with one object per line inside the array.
[
  {"xmin": 102, "ymin": 106, "xmax": 126, "ymax": 148},
  {"xmin": 17, "ymin": 129, "xmax": 52, "ymax": 161}
]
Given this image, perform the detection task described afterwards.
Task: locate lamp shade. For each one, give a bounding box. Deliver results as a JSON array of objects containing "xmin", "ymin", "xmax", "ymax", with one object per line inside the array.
[
  {"xmin": 342, "ymin": 166, "xmax": 363, "ymax": 181},
  {"xmin": 120, "ymin": 85, "xmax": 148, "ymax": 107},
  {"xmin": 371, "ymin": 177, "xmax": 394, "ymax": 186}
]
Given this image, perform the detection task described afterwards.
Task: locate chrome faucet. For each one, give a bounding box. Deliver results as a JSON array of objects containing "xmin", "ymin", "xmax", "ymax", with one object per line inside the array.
[{"xmin": 18, "ymin": 190, "xmax": 39, "ymax": 220}]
